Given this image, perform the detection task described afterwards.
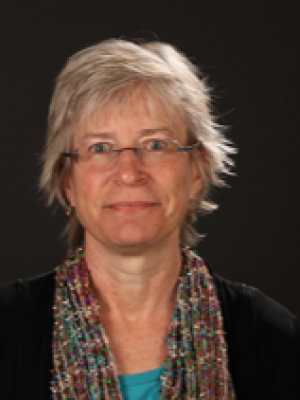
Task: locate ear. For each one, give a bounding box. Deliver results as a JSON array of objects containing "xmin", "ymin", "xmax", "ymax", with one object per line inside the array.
[
  {"xmin": 63, "ymin": 171, "xmax": 75, "ymax": 206},
  {"xmin": 189, "ymin": 149, "xmax": 205, "ymax": 199}
]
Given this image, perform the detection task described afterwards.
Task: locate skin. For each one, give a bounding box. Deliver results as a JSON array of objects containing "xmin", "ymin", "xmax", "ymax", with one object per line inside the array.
[{"xmin": 64, "ymin": 90, "xmax": 203, "ymax": 329}]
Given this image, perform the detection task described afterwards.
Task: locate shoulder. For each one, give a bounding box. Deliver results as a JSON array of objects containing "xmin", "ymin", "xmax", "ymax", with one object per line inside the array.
[
  {"xmin": 0, "ymin": 271, "xmax": 56, "ymax": 327},
  {"xmin": 0, "ymin": 272, "xmax": 55, "ymax": 398},
  {"xmin": 0, "ymin": 270, "xmax": 55, "ymax": 303},
  {"xmin": 0, "ymin": 271, "xmax": 56, "ymax": 357},
  {"xmin": 213, "ymin": 272, "xmax": 300, "ymax": 338},
  {"xmin": 213, "ymin": 273, "xmax": 300, "ymax": 398}
]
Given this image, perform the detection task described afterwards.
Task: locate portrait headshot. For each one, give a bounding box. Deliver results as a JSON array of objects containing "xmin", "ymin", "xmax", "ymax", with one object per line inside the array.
[{"xmin": 0, "ymin": 2, "xmax": 299, "ymax": 399}]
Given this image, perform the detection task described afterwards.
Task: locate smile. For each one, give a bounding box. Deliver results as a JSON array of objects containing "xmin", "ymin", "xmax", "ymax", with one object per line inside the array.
[{"xmin": 105, "ymin": 201, "xmax": 159, "ymax": 213}]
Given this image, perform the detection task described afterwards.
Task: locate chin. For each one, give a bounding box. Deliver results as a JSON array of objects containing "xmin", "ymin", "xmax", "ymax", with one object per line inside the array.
[
  {"xmin": 102, "ymin": 220, "xmax": 166, "ymax": 249},
  {"xmin": 111, "ymin": 228, "xmax": 154, "ymax": 246}
]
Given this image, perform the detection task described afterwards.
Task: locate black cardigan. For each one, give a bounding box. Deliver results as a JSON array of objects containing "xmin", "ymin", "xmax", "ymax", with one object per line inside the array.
[{"xmin": 0, "ymin": 270, "xmax": 299, "ymax": 399}]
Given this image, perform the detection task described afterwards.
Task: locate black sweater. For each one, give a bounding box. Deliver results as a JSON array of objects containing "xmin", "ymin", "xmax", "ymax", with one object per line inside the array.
[{"xmin": 0, "ymin": 271, "xmax": 299, "ymax": 399}]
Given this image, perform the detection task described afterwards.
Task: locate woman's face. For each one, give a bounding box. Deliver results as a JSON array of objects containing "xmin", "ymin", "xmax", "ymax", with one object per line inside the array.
[{"xmin": 65, "ymin": 90, "xmax": 203, "ymax": 253}]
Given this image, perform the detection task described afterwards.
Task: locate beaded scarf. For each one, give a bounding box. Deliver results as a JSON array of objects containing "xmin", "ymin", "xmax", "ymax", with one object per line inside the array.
[{"xmin": 51, "ymin": 246, "xmax": 236, "ymax": 399}]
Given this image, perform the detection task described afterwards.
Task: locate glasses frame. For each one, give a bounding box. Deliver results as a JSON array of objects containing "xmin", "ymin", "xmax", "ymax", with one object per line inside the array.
[{"xmin": 62, "ymin": 140, "xmax": 202, "ymax": 162}]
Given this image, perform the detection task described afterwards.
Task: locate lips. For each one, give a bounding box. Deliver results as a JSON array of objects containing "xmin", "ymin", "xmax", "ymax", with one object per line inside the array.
[{"xmin": 105, "ymin": 201, "xmax": 158, "ymax": 212}]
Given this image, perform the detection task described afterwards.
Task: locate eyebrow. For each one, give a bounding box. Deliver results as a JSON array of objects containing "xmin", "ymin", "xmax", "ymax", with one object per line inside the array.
[
  {"xmin": 80, "ymin": 127, "xmax": 174, "ymax": 142},
  {"xmin": 139, "ymin": 128, "xmax": 174, "ymax": 137}
]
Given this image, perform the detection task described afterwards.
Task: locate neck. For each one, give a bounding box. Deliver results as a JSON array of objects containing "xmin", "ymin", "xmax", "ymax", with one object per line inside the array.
[{"xmin": 84, "ymin": 233, "xmax": 182, "ymax": 324}]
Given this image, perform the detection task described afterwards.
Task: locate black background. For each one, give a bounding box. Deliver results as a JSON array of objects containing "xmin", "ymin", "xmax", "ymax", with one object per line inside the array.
[{"xmin": 0, "ymin": 1, "xmax": 299, "ymax": 318}]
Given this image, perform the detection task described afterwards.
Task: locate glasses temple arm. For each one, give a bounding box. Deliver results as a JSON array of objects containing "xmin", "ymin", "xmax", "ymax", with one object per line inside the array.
[
  {"xmin": 176, "ymin": 142, "xmax": 202, "ymax": 152},
  {"xmin": 62, "ymin": 152, "xmax": 79, "ymax": 158}
]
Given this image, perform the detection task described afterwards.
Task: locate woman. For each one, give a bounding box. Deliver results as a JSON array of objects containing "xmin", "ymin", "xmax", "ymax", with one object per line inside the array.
[{"xmin": 0, "ymin": 39, "xmax": 299, "ymax": 399}]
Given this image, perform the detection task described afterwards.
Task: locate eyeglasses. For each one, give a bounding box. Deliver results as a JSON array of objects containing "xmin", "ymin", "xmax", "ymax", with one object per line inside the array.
[{"xmin": 62, "ymin": 136, "xmax": 201, "ymax": 172}]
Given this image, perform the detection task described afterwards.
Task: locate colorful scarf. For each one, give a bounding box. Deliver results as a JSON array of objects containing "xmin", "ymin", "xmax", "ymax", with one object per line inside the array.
[{"xmin": 51, "ymin": 246, "xmax": 236, "ymax": 399}]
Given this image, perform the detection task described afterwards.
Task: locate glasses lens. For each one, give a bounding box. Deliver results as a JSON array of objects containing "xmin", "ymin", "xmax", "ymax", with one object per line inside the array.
[
  {"xmin": 141, "ymin": 138, "xmax": 178, "ymax": 164},
  {"xmin": 90, "ymin": 152, "xmax": 117, "ymax": 171},
  {"xmin": 79, "ymin": 141, "xmax": 118, "ymax": 171}
]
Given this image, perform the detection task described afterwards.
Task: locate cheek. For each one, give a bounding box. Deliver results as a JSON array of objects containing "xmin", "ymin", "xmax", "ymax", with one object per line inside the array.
[
  {"xmin": 162, "ymin": 163, "xmax": 194, "ymax": 209},
  {"xmin": 71, "ymin": 170, "xmax": 103, "ymax": 207}
]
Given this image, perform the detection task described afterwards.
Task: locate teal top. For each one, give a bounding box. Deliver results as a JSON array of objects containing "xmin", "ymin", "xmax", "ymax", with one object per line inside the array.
[{"xmin": 118, "ymin": 366, "xmax": 164, "ymax": 400}]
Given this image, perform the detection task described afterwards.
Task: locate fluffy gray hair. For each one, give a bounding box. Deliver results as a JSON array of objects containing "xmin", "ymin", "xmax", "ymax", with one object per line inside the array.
[{"xmin": 40, "ymin": 38, "xmax": 235, "ymax": 248}]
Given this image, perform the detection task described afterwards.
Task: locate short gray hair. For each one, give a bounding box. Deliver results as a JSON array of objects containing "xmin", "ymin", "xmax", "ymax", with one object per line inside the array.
[{"xmin": 40, "ymin": 38, "xmax": 235, "ymax": 248}]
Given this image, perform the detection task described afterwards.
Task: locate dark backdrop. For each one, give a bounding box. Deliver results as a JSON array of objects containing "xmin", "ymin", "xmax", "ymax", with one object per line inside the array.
[{"xmin": 0, "ymin": 1, "xmax": 299, "ymax": 318}]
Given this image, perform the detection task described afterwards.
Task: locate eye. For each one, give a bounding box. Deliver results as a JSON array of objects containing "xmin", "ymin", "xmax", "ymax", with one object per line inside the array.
[
  {"xmin": 89, "ymin": 142, "xmax": 112, "ymax": 154},
  {"xmin": 144, "ymin": 138, "xmax": 169, "ymax": 151}
]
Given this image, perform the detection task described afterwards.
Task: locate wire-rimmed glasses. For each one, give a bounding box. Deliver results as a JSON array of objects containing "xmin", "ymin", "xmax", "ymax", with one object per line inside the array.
[{"xmin": 62, "ymin": 136, "xmax": 201, "ymax": 171}]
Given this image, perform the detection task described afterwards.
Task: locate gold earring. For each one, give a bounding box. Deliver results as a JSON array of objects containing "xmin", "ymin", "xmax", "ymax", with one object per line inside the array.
[
  {"xmin": 66, "ymin": 205, "xmax": 77, "ymax": 221},
  {"xmin": 188, "ymin": 198, "xmax": 201, "ymax": 214}
]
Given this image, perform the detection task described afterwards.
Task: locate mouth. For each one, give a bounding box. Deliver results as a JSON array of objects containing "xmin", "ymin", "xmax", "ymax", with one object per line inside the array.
[{"xmin": 105, "ymin": 201, "xmax": 159, "ymax": 213}]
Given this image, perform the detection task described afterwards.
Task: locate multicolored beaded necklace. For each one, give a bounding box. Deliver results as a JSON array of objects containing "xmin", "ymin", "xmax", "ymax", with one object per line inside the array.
[{"xmin": 51, "ymin": 246, "xmax": 236, "ymax": 399}]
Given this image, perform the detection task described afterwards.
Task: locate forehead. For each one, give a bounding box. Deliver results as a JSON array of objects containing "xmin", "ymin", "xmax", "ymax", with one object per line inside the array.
[{"xmin": 75, "ymin": 88, "xmax": 186, "ymax": 142}]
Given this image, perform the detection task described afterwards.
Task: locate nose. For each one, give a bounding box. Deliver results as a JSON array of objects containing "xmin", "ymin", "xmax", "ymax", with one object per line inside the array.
[{"xmin": 114, "ymin": 148, "xmax": 146, "ymax": 185}]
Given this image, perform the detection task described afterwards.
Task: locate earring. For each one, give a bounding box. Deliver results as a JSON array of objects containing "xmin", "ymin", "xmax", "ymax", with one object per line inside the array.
[
  {"xmin": 188, "ymin": 198, "xmax": 201, "ymax": 214},
  {"xmin": 66, "ymin": 205, "xmax": 77, "ymax": 221}
]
